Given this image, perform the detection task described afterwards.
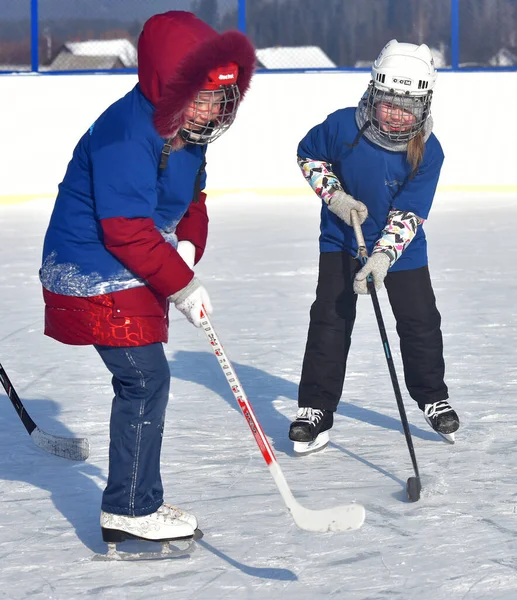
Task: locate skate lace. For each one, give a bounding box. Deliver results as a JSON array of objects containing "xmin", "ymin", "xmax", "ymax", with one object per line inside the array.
[
  {"xmin": 296, "ymin": 407, "xmax": 324, "ymax": 424},
  {"xmin": 424, "ymin": 400, "xmax": 452, "ymax": 418},
  {"xmin": 161, "ymin": 503, "xmax": 187, "ymax": 520}
]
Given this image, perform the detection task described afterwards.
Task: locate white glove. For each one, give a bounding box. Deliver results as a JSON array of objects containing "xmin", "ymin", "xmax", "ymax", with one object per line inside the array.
[
  {"xmin": 328, "ymin": 190, "xmax": 368, "ymax": 226},
  {"xmin": 169, "ymin": 278, "xmax": 213, "ymax": 327},
  {"xmin": 176, "ymin": 240, "xmax": 196, "ymax": 270},
  {"xmin": 353, "ymin": 253, "xmax": 391, "ymax": 295}
]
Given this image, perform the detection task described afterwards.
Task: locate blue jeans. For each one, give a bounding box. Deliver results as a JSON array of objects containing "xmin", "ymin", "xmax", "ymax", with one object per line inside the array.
[{"xmin": 94, "ymin": 343, "xmax": 171, "ymax": 516}]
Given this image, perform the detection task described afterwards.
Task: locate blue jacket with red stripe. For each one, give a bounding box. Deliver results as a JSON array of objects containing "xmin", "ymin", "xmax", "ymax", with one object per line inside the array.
[
  {"xmin": 40, "ymin": 11, "xmax": 255, "ymax": 346},
  {"xmin": 41, "ymin": 84, "xmax": 206, "ymax": 299},
  {"xmin": 40, "ymin": 83, "xmax": 208, "ymax": 346}
]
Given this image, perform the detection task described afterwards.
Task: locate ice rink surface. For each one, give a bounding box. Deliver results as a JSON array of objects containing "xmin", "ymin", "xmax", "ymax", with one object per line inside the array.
[{"xmin": 1, "ymin": 192, "xmax": 517, "ymax": 599}]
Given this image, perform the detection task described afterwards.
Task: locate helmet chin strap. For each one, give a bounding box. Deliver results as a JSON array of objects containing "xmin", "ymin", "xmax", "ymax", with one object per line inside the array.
[{"xmin": 179, "ymin": 121, "xmax": 216, "ymax": 145}]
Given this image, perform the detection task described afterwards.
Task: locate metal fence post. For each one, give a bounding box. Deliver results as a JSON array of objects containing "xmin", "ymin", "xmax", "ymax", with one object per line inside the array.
[
  {"xmin": 451, "ymin": 0, "xmax": 459, "ymax": 70},
  {"xmin": 238, "ymin": 0, "xmax": 246, "ymax": 34},
  {"xmin": 30, "ymin": 0, "xmax": 39, "ymax": 72}
]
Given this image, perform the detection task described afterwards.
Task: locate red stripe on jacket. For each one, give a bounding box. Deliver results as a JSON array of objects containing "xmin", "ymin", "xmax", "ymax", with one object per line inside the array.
[
  {"xmin": 43, "ymin": 206, "xmax": 209, "ymax": 346},
  {"xmin": 101, "ymin": 216, "xmax": 194, "ymax": 297}
]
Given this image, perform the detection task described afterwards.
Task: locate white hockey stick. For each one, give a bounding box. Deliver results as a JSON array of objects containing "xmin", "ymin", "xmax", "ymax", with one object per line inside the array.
[
  {"xmin": 200, "ymin": 309, "xmax": 365, "ymax": 532},
  {"xmin": 0, "ymin": 362, "xmax": 90, "ymax": 461}
]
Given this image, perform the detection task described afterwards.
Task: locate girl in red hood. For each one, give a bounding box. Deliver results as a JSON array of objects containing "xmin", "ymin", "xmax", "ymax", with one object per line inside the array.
[{"xmin": 39, "ymin": 11, "xmax": 255, "ymax": 551}]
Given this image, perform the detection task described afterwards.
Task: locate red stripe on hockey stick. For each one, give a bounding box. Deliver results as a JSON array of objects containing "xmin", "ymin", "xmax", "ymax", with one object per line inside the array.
[{"xmin": 200, "ymin": 308, "xmax": 365, "ymax": 532}]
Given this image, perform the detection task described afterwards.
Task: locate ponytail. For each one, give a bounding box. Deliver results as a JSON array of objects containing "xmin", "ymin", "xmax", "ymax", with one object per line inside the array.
[{"xmin": 407, "ymin": 131, "xmax": 425, "ymax": 178}]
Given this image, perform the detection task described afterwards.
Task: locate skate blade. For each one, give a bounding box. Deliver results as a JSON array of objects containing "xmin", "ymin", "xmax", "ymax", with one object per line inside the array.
[
  {"xmin": 92, "ymin": 541, "xmax": 195, "ymax": 561},
  {"xmin": 293, "ymin": 431, "xmax": 329, "ymax": 456},
  {"xmin": 425, "ymin": 416, "xmax": 457, "ymax": 444},
  {"xmin": 437, "ymin": 431, "xmax": 455, "ymax": 444},
  {"xmin": 93, "ymin": 528, "xmax": 203, "ymax": 561}
]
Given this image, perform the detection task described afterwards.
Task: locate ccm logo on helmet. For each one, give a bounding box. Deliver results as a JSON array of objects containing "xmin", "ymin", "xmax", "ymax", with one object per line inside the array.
[{"xmin": 392, "ymin": 78, "xmax": 412, "ymax": 85}]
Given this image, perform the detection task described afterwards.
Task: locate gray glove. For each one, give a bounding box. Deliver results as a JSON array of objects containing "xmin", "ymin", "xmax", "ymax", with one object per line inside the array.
[
  {"xmin": 354, "ymin": 253, "xmax": 391, "ymax": 295},
  {"xmin": 328, "ymin": 190, "xmax": 368, "ymax": 226}
]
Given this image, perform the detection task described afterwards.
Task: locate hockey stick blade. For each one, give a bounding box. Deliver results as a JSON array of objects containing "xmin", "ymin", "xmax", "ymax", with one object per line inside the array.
[
  {"xmin": 289, "ymin": 499, "xmax": 365, "ymax": 532},
  {"xmin": 201, "ymin": 310, "xmax": 365, "ymax": 533},
  {"xmin": 1, "ymin": 362, "xmax": 90, "ymax": 461},
  {"xmin": 31, "ymin": 427, "xmax": 90, "ymax": 461},
  {"xmin": 270, "ymin": 461, "xmax": 365, "ymax": 532}
]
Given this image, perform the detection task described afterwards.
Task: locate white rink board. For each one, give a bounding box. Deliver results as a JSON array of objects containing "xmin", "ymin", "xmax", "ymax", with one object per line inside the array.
[{"xmin": 1, "ymin": 70, "xmax": 516, "ymax": 200}]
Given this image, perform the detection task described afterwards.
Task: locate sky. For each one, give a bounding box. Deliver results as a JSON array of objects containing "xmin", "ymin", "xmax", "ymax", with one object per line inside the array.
[{"xmin": 1, "ymin": 192, "xmax": 517, "ymax": 599}]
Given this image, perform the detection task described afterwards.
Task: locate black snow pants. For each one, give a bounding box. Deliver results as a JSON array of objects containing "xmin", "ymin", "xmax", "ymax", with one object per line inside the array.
[{"xmin": 298, "ymin": 252, "xmax": 449, "ymax": 412}]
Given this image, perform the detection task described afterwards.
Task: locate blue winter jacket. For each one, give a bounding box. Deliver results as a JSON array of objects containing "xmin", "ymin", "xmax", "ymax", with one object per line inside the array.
[
  {"xmin": 298, "ymin": 107, "xmax": 444, "ymax": 271},
  {"xmin": 40, "ymin": 84, "xmax": 206, "ymax": 296}
]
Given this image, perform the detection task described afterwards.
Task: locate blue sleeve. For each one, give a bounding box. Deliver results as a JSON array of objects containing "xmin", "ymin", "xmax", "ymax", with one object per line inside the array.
[
  {"xmin": 91, "ymin": 140, "xmax": 159, "ymax": 220},
  {"xmin": 297, "ymin": 112, "xmax": 340, "ymax": 162},
  {"xmin": 392, "ymin": 137, "xmax": 445, "ymax": 220}
]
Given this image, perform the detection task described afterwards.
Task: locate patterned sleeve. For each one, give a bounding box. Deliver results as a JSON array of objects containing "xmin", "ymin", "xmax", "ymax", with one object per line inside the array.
[
  {"xmin": 297, "ymin": 156, "xmax": 344, "ymax": 205},
  {"xmin": 372, "ymin": 209, "xmax": 424, "ymax": 265}
]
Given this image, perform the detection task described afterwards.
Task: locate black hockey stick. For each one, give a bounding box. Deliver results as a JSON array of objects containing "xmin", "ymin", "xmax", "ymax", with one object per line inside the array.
[
  {"xmin": 351, "ymin": 211, "xmax": 421, "ymax": 502},
  {"xmin": 0, "ymin": 362, "xmax": 90, "ymax": 461}
]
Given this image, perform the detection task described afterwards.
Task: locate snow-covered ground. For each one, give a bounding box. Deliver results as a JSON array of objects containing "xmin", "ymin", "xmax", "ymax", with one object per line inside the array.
[{"xmin": 1, "ymin": 192, "xmax": 517, "ymax": 599}]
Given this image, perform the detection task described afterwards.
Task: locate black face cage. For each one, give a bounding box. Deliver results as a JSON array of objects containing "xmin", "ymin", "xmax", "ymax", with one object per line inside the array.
[
  {"xmin": 366, "ymin": 82, "xmax": 433, "ymax": 142},
  {"xmin": 179, "ymin": 84, "xmax": 241, "ymax": 145}
]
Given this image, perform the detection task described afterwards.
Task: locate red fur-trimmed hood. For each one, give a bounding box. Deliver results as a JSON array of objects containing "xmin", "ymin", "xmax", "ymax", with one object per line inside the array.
[{"xmin": 137, "ymin": 11, "xmax": 256, "ymax": 138}]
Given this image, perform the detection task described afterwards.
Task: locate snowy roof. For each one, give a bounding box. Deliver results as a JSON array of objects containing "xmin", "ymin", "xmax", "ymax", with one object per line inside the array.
[
  {"xmin": 256, "ymin": 46, "xmax": 336, "ymax": 69},
  {"xmin": 62, "ymin": 39, "xmax": 137, "ymax": 67},
  {"xmin": 48, "ymin": 54, "xmax": 126, "ymax": 71},
  {"xmin": 489, "ymin": 47, "xmax": 517, "ymax": 67},
  {"xmin": 429, "ymin": 46, "xmax": 448, "ymax": 68},
  {"xmin": 0, "ymin": 64, "xmax": 31, "ymax": 72},
  {"xmin": 355, "ymin": 46, "xmax": 449, "ymax": 69}
]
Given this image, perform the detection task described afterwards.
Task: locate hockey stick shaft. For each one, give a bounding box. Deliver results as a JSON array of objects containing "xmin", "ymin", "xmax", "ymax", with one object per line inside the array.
[
  {"xmin": 199, "ymin": 309, "xmax": 365, "ymax": 532},
  {"xmin": 350, "ymin": 212, "xmax": 420, "ymax": 480},
  {"xmin": 0, "ymin": 362, "xmax": 89, "ymax": 461},
  {"xmin": 0, "ymin": 362, "xmax": 37, "ymax": 434}
]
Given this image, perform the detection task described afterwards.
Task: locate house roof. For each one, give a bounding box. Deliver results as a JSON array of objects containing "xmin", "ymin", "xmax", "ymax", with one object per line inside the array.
[
  {"xmin": 62, "ymin": 39, "xmax": 137, "ymax": 67},
  {"xmin": 0, "ymin": 64, "xmax": 31, "ymax": 72},
  {"xmin": 48, "ymin": 53, "xmax": 126, "ymax": 71},
  {"xmin": 490, "ymin": 47, "xmax": 517, "ymax": 66},
  {"xmin": 355, "ymin": 46, "xmax": 448, "ymax": 69},
  {"xmin": 256, "ymin": 46, "xmax": 336, "ymax": 69}
]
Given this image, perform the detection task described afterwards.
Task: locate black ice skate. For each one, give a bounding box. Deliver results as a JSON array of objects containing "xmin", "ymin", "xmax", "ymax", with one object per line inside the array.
[
  {"xmin": 289, "ymin": 407, "xmax": 333, "ymax": 456},
  {"xmin": 424, "ymin": 400, "xmax": 460, "ymax": 444}
]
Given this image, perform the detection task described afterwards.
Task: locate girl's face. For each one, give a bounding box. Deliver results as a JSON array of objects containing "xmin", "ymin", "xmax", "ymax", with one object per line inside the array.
[
  {"xmin": 184, "ymin": 91, "xmax": 224, "ymax": 131},
  {"xmin": 375, "ymin": 102, "xmax": 416, "ymax": 133}
]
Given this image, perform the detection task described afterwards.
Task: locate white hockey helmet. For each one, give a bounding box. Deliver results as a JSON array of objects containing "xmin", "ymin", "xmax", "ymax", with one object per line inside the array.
[
  {"xmin": 371, "ymin": 39, "xmax": 437, "ymax": 96},
  {"xmin": 366, "ymin": 40, "xmax": 437, "ymax": 142}
]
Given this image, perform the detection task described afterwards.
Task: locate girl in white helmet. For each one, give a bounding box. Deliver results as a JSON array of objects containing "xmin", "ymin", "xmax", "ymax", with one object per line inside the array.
[{"xmin": 290, "ymin": 40, "xmax": 459, "ymax": 455}]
